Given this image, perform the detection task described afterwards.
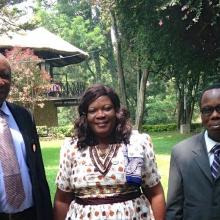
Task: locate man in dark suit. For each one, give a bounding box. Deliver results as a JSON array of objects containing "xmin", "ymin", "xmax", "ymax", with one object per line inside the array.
[
  {"xmin": 0, "ymin": 54, "xmax": 52, "ymax": 220},
  {"xmin": 166, "ymin": 83, "xmax": 220, "ymax": 220}
]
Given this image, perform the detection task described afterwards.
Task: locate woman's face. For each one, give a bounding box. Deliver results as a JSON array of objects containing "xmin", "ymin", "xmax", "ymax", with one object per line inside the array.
[{"xmin": 87, "ymin": 95, "xmax": 116, "ymax": 140}]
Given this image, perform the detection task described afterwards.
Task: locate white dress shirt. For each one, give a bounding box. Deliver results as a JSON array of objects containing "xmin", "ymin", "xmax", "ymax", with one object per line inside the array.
[
  {"xmin": 204, "ymin": 130, "xmax": 220, "ymax": 167},
  {"xmin": 0, "ymin": 101, "xmax": 33, "ymax": 213}
]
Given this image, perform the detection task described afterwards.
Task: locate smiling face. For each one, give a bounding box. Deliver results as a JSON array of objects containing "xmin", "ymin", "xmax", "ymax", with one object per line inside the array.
[
  {"xmin": 87, "ymin": 95, "xmax": 116, "ymax": 142},
  {"xmin": 0, "ymin": 55, "xmax": 11, "ymax": 105},
  {"xmin": 200, "ymin": 88, "xmax": 220, "ymax": 141}
]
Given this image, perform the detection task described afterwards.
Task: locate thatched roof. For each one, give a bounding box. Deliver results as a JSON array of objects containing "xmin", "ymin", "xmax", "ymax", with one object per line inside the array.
[{"xmin": 0, "ymin": 27, "xmax": 89, "ymax": 67}]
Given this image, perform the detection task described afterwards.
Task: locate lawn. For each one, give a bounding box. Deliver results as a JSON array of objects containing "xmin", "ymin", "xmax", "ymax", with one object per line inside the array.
[{"xmin": 41, "ymin": 131, "xmax": 193, "ymax": 201}]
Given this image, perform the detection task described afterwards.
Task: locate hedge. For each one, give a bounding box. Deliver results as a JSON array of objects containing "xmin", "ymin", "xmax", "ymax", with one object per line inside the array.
[
  {"xmin": 142, "ymin": 123, "xmax": 202, "ymax": 133},
  {"xmin": 37, "ymin": 125, "xmax": 73, "ymax": 138},
  {"xmin": 37, "ymin": 123, "xmax": 203, "ymax": 138}
]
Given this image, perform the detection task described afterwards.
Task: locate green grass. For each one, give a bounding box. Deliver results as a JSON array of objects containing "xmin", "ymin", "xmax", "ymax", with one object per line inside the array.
[
  {"xmin": 41, "ymin": 139, "xmax": 63, "ymax": 201},
  {"xmin": 41, "ymin": 131, "xmax": 193, "ymax": 201},
  {"xmin": 149, "ymin": 131, "xmax": 192, "ymax": 195}
]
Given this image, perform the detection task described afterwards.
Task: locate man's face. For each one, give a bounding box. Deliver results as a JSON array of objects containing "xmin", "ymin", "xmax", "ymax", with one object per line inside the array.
[
  {"xmin": 0, "ymin": 57, "xmax": 11, "ymax": 105},
  {"xmin": 200, "ymin": 88, "xmax": 220, "ymax": 141}
]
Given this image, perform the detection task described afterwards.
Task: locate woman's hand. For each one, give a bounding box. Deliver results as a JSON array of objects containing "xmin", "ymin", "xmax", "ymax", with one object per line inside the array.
[{"xmin": 53, "ymin": 188, "xmax": 75, "ymax": 220}]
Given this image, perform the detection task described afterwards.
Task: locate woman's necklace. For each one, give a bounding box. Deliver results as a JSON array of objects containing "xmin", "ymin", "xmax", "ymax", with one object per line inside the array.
[{"xmin": 95, "ymin": 144, "xmax": 112, "ymax": 159}]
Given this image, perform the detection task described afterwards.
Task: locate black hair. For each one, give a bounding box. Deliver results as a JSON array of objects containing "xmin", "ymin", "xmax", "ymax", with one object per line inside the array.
[
  {"xmin": 199, "ymin": 83, "xmax": 220, "ymax": 107},
  {"xmin": 74, "ymin": 84, "xmax": 132, "ymax": 149}
]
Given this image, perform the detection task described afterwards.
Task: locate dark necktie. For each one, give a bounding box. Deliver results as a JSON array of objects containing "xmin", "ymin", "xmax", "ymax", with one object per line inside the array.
[
  {"xmin": 0, "ymin": 110, "xmax": 25, "ymax": 208},
  {"xmin": 211, "ymin": 144, "xmax": 220, "ymax": 179}
]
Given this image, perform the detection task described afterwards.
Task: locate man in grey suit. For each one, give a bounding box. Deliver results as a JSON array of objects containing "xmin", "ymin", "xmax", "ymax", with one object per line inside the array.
[{"xmin": 166, "ymin": 83, "xmax": 220, "ymax": 220}]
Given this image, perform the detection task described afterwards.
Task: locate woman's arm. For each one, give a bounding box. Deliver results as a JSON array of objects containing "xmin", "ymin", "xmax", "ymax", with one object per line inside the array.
[
  {"xmin": 143, "ymin": 182, "xmax": 166, "ymax": 220},
  {"xmin": 53, "ymin": 188, "xmax": 75, "ymax": 220}
]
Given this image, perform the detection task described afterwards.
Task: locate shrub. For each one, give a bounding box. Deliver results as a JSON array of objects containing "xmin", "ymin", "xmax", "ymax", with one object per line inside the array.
[
  {"xmin": 142, "ymin": 124, "xmax": 177, "ymax": 132},
  {"xmin": 141, "ymin": 123, "xmax": 202, "ymax": 133},
  {"xmin": 37, "ymin": 125, "xmax": 73, "ymax": 138},
  {"xmin": 37, "ymin": 123, "xmax": 203, "ymax": 138}
]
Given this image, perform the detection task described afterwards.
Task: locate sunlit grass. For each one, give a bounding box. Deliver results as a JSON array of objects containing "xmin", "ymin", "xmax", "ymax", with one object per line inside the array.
[
  {"xmin": 41, "ymin": 131, "xmax": 193, "ymax": 200},
  {"xmin": 41, "ymin": 139, "xmax": 63, "ymax": 201},
  {"xmin": 150, "ymin": 131, "xmax": 192, "ymax": 196}
]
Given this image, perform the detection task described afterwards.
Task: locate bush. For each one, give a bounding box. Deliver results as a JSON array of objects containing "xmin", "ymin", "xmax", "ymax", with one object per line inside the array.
[
  {"xmin": 142, "ymin": 123, "xmax": 202, "ymax": 133},
  {"xmin": 142, "ymin": 124, "xmax": 177, "ymax": 132},
  {"xmin": 37, "ymin": 123, "xmax": 203, "ymax": 138},
  {"xmin": 37, "ymin": 126, "xmax": 49, "ymax": 137},
  {"xmin": 37, "ymin": 125, "xmax": 74, "ymax": 138},
  {"xmin": 191, "ymin": 123, "xmax": 203, "ymax": 132}
]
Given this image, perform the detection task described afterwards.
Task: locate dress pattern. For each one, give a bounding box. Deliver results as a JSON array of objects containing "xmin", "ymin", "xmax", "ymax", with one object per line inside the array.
[{"xmin": 56, "ymin": 130, "xmax": 161, "ymax": 220}]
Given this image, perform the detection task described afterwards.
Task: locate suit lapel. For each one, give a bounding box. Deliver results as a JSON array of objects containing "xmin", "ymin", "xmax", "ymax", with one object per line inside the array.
[
  {"xmin": 7, "ymin": 102, "xmax": 26, "ymax": 133},
  {"xmin": 215, "ymin": 172, "xmax": 220, "ymax": 180},
  {"xmin": 192, "ymin": 133, "xmax": 213, "ymax": 183}
]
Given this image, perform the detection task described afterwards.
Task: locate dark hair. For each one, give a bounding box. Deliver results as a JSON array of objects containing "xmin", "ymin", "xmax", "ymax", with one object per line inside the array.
[
  {"xmin": 199, "ymin": 83, "xmax": 220, "ymax": 107},
  {"xmin": 74, "ymin": 84, "xmax": 132, "ymax": 149}
]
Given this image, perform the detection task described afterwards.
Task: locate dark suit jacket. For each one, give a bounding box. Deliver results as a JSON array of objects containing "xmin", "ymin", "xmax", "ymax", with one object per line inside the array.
[
  {"xmin": 7, "ymin": 102, "xmax": 52, "ymax": 220},
  {"xmin": 166, "ymin": 132, "xmax": 220, "ymax": 220}
]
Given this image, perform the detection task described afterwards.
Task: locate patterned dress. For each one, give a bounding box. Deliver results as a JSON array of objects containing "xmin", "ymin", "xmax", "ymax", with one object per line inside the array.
[{"xmin": 56, "ymin": 130, "xmax": 161, "ymax": 220}]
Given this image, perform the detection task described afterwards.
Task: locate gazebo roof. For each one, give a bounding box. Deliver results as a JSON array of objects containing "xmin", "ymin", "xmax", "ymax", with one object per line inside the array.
[{"xmin": 0, "ymin": 27, "xmax": 89, "ymax": 67}]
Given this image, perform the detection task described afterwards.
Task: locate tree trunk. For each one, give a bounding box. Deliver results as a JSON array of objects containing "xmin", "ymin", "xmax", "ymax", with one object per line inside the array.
[
  {"xmin": 106, "ymin": 33, "xmax": 117, "ymax": 85},
  {"xmin": 177, "ymin": 72, "xmax": 201, "ymax": 133},
  {"xmin": 92, "ymin": 50, "xmax": 101, "ymax": 82},
  {"xmin": 135, "ymin": 69, "xmax": 149, "ymax": 131},
  {"xmin": 176, "ymin": 83, "xmax": 184, "ymax": 129},
  {"xmin": 186, "ymin": 73, "xmax": 201, "ymax": 125},
  {"xmin": 90, "ymin": 4, "xmax": 102, "ymax": 83},
  {"xmin": 110, "ymin": 10, "xmax": 128, "ymax": 109},
  {"xmin": 137, "ymin": 56, "xmax": 141, "ymax": 101}
]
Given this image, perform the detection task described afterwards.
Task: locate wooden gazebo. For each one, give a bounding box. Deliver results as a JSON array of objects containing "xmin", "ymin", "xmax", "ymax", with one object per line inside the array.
[{"xmin": 0, "ymin": 27, "xmax": 89, "ymax": 126}]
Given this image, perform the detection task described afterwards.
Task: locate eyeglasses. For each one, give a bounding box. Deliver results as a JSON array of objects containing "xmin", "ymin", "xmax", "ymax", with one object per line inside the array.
[{"xmin": 201, "ymin": 105, "xmax": 220, "ymax": 116}]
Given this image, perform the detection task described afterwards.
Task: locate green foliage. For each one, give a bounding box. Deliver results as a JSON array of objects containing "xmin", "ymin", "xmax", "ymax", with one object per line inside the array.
[
  {"xmin": 191, "ymin": 123, "xmax": 203, "ymax": 133},
  {"xmin": 142, "ymin": 124, "xmax": 177, "ymax": 132},
  {"xmin": 37, "ymin": 122, "xmax": 202, "ymax": 138},
  {"xmin": 0, "ymin": 0, "xmax": 32, "ymax": 33},
  {"xmin": 35, "ymin": 1, "xmax": 115, "ymax": 85},
  {"xmin": 142, "ymin": 123, "xmax": 202, "ymax": 133},
  {"xmin": 37, "ymin": 125, "xmax": 74, "ymax": 138},
  {"xmin": 57, "ymin": 106, "xmax": 77, "ymax": 126},
  {"xmin": 144, "ymin": 80, "xmax": 177, "ymax": 124},
  {"xmin": 50, "ymin": 126, "xmax": 74, "ymax": 138},
  {"xmin": 112, "ymin": 0, "xmax": 219, "ymax": 128},
  {"xmin": 37, "ymin": 126, "xmax": 49, "ymax": 137}
]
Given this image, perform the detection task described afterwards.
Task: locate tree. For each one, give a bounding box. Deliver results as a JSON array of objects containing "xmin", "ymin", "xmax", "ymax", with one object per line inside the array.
[
  {"xmin": 0, "ymin": 0, "xmax": 35, "ymax": 34},
  {"xmin": 113, "ymin": 0, "xmax": 220, "ymax": 130},
  {"xmin": 35, "ymin": 1, "xmax": 111, "ymax": 85},
  {"xmin": 5, "ymin": 47, "xmax": 51, "ymax": 112}
]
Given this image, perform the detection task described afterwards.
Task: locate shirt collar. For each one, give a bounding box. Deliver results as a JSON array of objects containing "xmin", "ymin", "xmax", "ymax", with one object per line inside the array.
[
  {"xmin": 0, "ymin": 101, "xmax": 11, "ymax": 117},
  {"xmin": 204, "ymin": 130, "xmax": 220, "ymax": 153}
]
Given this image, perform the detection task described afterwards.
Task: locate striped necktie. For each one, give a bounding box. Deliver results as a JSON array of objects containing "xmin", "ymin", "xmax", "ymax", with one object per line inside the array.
[
  {"xmin": 211, "ymin": 144, "xmax": 220, "ymax": 179},
  {"xmin": 0, "ymin": 110, "xmax": 25, "ymax": 208}
]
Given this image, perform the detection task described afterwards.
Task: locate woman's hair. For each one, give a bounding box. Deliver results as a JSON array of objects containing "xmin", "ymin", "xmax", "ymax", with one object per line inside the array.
[{"xmin": 74, "ymin": 84, "xmax": 132, "ymax": 149}]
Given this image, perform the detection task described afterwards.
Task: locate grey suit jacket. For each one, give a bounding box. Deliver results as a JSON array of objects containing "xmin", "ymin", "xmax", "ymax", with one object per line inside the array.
[
  {"xmin": 166, "ymin": 132, "xmax": 220, "ymax": 220},
  {"xmin": 7, "ymin": 102, "xmax": 52, "ymax": 220}
]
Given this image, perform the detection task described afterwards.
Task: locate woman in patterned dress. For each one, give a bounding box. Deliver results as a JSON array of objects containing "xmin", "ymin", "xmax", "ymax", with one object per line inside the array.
[{"xmin": 53, "ymin": 84, "xmax": 165, "ymax": 220}]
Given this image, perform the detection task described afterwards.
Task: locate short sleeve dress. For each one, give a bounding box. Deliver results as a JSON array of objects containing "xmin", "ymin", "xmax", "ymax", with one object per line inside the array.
[{"xmin": 56, "ymin": 130, "xmax": 161, "ymax": 220}]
